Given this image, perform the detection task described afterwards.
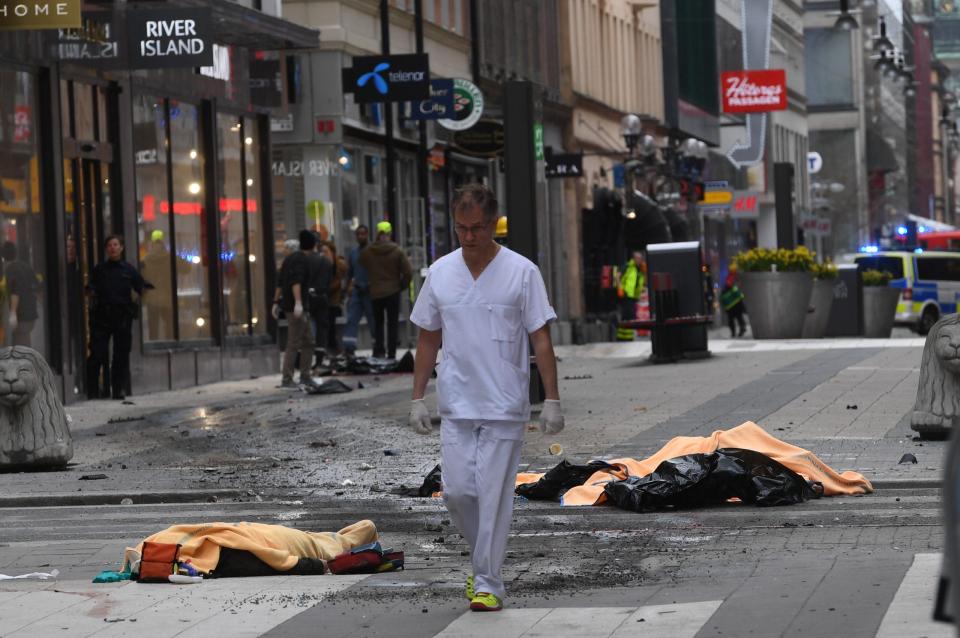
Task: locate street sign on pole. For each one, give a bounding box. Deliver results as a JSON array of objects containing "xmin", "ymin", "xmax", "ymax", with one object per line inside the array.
[{"xmin": 807, "ymin": 151, "xmax": 823, "ymax": 174}]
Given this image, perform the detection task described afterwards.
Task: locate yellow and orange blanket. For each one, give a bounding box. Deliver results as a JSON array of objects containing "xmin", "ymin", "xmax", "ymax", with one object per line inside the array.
[{"xmin": 516, "ymin": 421, "xmax": 873, "ymax": 506}]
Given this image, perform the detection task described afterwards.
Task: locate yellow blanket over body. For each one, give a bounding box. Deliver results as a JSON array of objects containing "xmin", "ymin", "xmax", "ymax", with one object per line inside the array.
[
  {"xmin": 131, "ymin": 519, "xmax": 378, "ymax": 574},
  {"xmin": 516, "ymin": 422, "xmax": 874, "ymax": 506}
]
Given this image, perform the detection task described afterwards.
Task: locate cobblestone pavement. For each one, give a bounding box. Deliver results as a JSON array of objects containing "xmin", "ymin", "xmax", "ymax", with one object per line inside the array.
[{"xmin": 0, "ymin": 337, "xmax": 950, "ymax": 637}]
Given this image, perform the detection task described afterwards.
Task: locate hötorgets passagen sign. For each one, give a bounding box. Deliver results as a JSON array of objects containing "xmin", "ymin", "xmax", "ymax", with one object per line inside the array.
[
  {"xmin": 0, "ymin": 0, "xmax": 80, "ymax": 30},
  {"xmin": 127, "ymin": 7, "xmax": 212, "ymax": 69},
  {"xmin": 720, "ymin": 69, "xmax": 787, "ymax": 113},
  {"xmin": 342, "ymin": 54, "xmax": 430, "ymax": 104}
]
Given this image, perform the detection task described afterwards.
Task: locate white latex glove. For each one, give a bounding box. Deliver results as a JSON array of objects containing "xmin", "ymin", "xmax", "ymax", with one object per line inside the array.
[
  {"xmin": 8, "ymin": 313, "xmax": 17, "ymax": 332},
  {"xmin": 409, "ymin": 399, "xmax": 432, "ymax": 435},
  {"xmin": 293, "ymin": 301, "xmax": 303, "ymax": 319},
  {"xmin": 271, "ymin": 303, "xmax": 281, "ymax": 320},
  {"xmin": 539, "ymin": 399, "xmax": 564, "ymax": 435}
]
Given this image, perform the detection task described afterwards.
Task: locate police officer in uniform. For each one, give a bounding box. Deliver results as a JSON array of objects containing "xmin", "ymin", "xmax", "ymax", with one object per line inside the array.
[{"xmin": 86, "ymin": 235, "xmax": 150, "ymax": 400}]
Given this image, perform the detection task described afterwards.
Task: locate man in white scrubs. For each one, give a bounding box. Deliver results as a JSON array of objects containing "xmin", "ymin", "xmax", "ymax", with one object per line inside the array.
[{"xmin": 408, "ymin": 183, "xmax": 564, "ymax": 612}]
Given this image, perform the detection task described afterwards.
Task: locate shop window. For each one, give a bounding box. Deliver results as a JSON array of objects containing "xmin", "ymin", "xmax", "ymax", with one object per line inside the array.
[
  {"xmin": 218, "ymin": 114, "xmax": 266, "ymax": 337},
  {"xmin": 244, "ymin": 118, "xmax": 267, "ymax": 335},
  {"xmin": 0, "ymin": 70, "xmax": 48, "ymax": 357},
  {"xmin": 168, "ymin": 101, "xmax": 211, "ymax": 340},
  {"xmin": 134, "ymin": 95, "xmax": 174, "ymax": 342},
  {"xmin": 133, "ymin": 96, "xmax": 211, "ymax": 343},
  {"xmin": 217, "ymin": 114, "xmax": 248, "ymax": 337}
]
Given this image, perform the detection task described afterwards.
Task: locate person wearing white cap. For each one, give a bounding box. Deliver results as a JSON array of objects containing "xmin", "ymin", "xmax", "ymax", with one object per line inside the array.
[{"xmin": 408, "ymin": 183, "xmax": 564, "ymax": 612}]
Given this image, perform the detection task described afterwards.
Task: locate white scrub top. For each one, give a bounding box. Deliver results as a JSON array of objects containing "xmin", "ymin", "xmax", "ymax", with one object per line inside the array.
[{"xmin": 410, "ymin": 246, "xmax": 557, "ymax": 422}]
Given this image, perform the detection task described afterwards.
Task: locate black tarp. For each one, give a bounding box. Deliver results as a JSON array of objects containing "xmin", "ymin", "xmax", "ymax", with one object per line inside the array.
[{"xmin": 602, "ymin": 448, "xmax": 822, "ymax": 512}]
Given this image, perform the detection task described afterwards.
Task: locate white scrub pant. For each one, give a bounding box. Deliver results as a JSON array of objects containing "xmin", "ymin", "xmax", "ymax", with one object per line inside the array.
[{"xmin": 441, "ymin": 418, "xmax": 525, "ymax": 599}]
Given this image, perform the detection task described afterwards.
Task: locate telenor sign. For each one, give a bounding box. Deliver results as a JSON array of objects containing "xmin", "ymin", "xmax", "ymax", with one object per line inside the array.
[
  {"xmin": 0, "ymin": 0, "xmax": 80, "ymax": 30},
  {"xmin": 720, "ymin": 69, "xmax": 787, "ymax": 113}
]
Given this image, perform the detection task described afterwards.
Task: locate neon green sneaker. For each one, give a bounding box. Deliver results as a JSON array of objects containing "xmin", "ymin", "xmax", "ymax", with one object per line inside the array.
[
  {"xmin": 465, "ymin": 575, "xmax": 475, "ymax": 600},
  {"xmin": 470, "ymin": 592, "xmax": 502, "ymax": 612}
]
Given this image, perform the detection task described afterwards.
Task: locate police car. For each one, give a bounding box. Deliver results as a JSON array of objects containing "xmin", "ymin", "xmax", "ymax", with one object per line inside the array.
[{"xmin": 852, "ymin": 250, "xmax": 960, "ymax": 334}]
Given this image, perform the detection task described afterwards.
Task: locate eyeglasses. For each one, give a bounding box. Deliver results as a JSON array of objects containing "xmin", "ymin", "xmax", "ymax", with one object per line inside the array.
[{"xmin": 454, "ymin": 221, "xmax": 493, "ymax": 236}]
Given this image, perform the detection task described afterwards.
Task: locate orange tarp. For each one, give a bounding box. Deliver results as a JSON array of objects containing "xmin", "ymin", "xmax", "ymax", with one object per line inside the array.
[
  {"xmin": 517, "ymin": 421, "xmax": 873, "ymax": 506},
  {"xmin": 128, "ymin": 519, "xmax": 378, "ymax": 574}
]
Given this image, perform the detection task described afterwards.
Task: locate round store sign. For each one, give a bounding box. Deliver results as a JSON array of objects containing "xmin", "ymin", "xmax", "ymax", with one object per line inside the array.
[{"xmin": 438, "ymin": 79, "xmax": 484, "ymax": 131}]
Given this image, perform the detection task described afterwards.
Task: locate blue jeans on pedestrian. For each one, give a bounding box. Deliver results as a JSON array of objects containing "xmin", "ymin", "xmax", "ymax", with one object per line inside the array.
[{"xmin": 343, "ymin": 287, "xmax": 375, "ymax": 354}]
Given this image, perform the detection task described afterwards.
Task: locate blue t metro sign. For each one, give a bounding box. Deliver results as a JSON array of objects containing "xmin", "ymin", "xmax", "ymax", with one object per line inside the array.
[{"xmin": 342, "ymin": 54, "xmax": 430, "ymax": 104}]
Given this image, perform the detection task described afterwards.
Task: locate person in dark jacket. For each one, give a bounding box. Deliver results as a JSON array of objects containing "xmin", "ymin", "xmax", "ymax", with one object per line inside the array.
[
  {"xmin": 86, "ymin": 235, "xmax": 151, "ymax": 400},
  {"xmin": 274, "ymin": 230, "xmax": 319, "ymax": 388},
  {"xmin": 359, "ymin": 221, "xmax": 413, "ymax": 359},
  {"xmin": 306, "ymin": 234, "xmax": 333, "ymax": 369},
  {"xmin": 2, "ymin": 242, "xmax": 39, "ymax": 347}
]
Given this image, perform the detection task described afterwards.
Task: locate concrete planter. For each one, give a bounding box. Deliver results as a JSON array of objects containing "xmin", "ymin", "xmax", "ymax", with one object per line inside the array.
[
  {"xmin": 801, "ymin": 278, "xmax": 835, "ymax": 339},
  {"xmin": 739, "ymin": 271, "xmax": 814, "ymax": 339},
  {"xmin": 862, "ymin": 286, "xmax": 902, "ymax": 338}
]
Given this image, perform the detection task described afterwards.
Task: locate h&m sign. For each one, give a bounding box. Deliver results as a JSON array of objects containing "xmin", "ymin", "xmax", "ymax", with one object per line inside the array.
[
  {"xmin": 127, "ymin": 8, "xmax": 212, "ymax": 68},
  {"xmin": 0, "ymin": 0, "xmax": 80, "ymax": 30}
]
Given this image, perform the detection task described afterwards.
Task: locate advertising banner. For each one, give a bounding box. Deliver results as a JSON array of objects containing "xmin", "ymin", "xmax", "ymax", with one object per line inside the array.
[
  {"xmin": 127, "ymin": 7, "xmax": 213, "ymax": 69},
  {"xmin": 409, "ymin": 79, "xmax": 455, "ymax": 120},
  {"xmin": 721, "ymin": 69, "xmax": 787, "ymax": 113},
  {"xmin": 0, "ymin": 0, "xmax": 80, "ymax": 30},
  {"xmin": 342, "ymin": 54, "xmax": 430, "ymax": 104},
  {"xmin": 438, "ymin": 78, "xmax": 484, "ymax": 131}
]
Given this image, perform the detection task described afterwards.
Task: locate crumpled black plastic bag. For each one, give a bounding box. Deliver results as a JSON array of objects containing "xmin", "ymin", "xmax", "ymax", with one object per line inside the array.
[
  {"xmin": 603, "ymin": 448, "xmax": 822, "ymax": 513},
  {"xmin": 395, "ymin": 464, "xmax": 442, "ymax": 497},
  {"xmin": 344, "ymin": 351, "xmax": 415, "ymax": 375},
  {"xmin": 302, "ymin": 379, "xmax": 353, "ymax": 394},
  {"xmin": 515, "ymin": 460, "xmax": 615, "ymax": 501}
]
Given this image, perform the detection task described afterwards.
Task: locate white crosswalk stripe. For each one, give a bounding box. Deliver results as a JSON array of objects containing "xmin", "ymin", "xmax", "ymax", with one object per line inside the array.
[
  {"xmin": 0, "ymin": 575, "xmax": 368, "ymax": 638},
  {"xmin": 433, "ymin": 601, "xmax": 723, "ymax": 638},
  {"xmin": 876, "ymin": 553, "xmax": 952, "ymax": 638}
]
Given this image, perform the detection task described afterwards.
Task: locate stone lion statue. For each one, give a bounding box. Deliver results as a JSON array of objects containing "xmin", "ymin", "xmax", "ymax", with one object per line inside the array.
[
  {"xmin": 0, "ymin": 346, "xmax": 72, "ymax": 470},
  {"xmin": 912, "ymin": 313, "xmax": 960, "ymax": 439}
]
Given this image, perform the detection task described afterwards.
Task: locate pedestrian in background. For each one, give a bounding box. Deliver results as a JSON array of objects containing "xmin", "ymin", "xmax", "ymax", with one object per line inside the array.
[
  {"xmin": 721, "ymin": 264, "xmax": 747, "ymax": 338},
  {"xmin": 615, "ymin": 251, "xmax": 645, "ymax": 341},
  {"xmin": 2, "ymin": 241, "xmax": 39, "ymax": 347},
  {"xmin": 360, "ymin": 221, "xmax": 412, "ymax": 360},
  {"xmin": 343, "ymin": 225, "xmax": 376, "ymax": 356},
  {"xmin": 86, "ymin": 235, "xmax": 151, "ymax": 400},
  {"xmin": 274, "ymin": 230, "xmax": 318, "ymax": 389},
  {"xmin": 306, "ymin": 234, "xmax": 333, "ymax": 369},
  {"xmin": 409, "ymin": 183, "xmax": 564, "ymax": 612},
  {"xmin": 321, "ymin": 241, "xmax": 348, "ymax": 355}
]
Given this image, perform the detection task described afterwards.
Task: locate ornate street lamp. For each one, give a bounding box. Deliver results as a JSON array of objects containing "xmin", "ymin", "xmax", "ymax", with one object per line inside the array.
[
  {"xmin": 873, "ymin": 16, "xmax": 894, "ymax": 52},
  {"xmin": 620, "ymin": 114, "xmax": 642, "ymax": 155},
  {"xmin": 835, "ymin": 0, "xmax": 858, "ymax": 29}
]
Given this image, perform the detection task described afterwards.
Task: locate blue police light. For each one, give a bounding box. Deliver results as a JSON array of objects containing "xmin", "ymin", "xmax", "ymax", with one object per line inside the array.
[
  {"xmin": 915, "ymin": 248, "xmax": 924, "ymax": 254},
  {"xmin": 918, "ymin": 225, "xmax": 928, "ymax": 233},
  {"xmin": 859, "ymin": 245, "xmax": 880, "ymax": 253},
  {"xmin": 896, "ymin": 225, "xmax": 908, "ymax": 236}
]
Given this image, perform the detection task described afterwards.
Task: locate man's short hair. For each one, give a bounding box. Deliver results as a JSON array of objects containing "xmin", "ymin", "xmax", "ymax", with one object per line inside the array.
[
  {"xmin": 299, "ymin": 229, "xmax": 317, "ymax": 251},
  {"xmin": 356, "ymin": 224, "xmax": 369, "ymax": 233},
  {"xmin": 452, "ymin": 183, "xmax": 498, "ymax": 222}
]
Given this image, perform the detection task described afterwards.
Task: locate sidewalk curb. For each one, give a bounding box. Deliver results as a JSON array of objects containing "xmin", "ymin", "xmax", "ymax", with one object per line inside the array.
[
  {"xmin": 0, "ymin": 489, "xmax": 243, "ymax": 509},
  {"xmin": 871, "ymin": 478, "xmax": 942, "ymax": 490}
]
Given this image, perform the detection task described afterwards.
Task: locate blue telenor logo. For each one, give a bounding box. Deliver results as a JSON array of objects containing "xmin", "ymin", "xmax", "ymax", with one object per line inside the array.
[{"xmin": 358, "ymin": 63, "xmax": 390, "ymax": 94}]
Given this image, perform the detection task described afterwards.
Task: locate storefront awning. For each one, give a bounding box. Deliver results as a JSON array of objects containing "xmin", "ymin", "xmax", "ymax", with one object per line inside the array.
[{"xmin": 135, "ymin": 0, "xmax": 319, "ymax": 50}]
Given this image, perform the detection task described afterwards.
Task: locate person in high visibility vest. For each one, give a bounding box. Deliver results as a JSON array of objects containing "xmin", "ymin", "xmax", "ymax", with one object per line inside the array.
[
  {"xmin": 616, "ymin": 251, "xmax": 646, "ymax": 341},
  {"xmin": 720, "ymin": 264, "xmax": 747, "ymax": 338}
]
